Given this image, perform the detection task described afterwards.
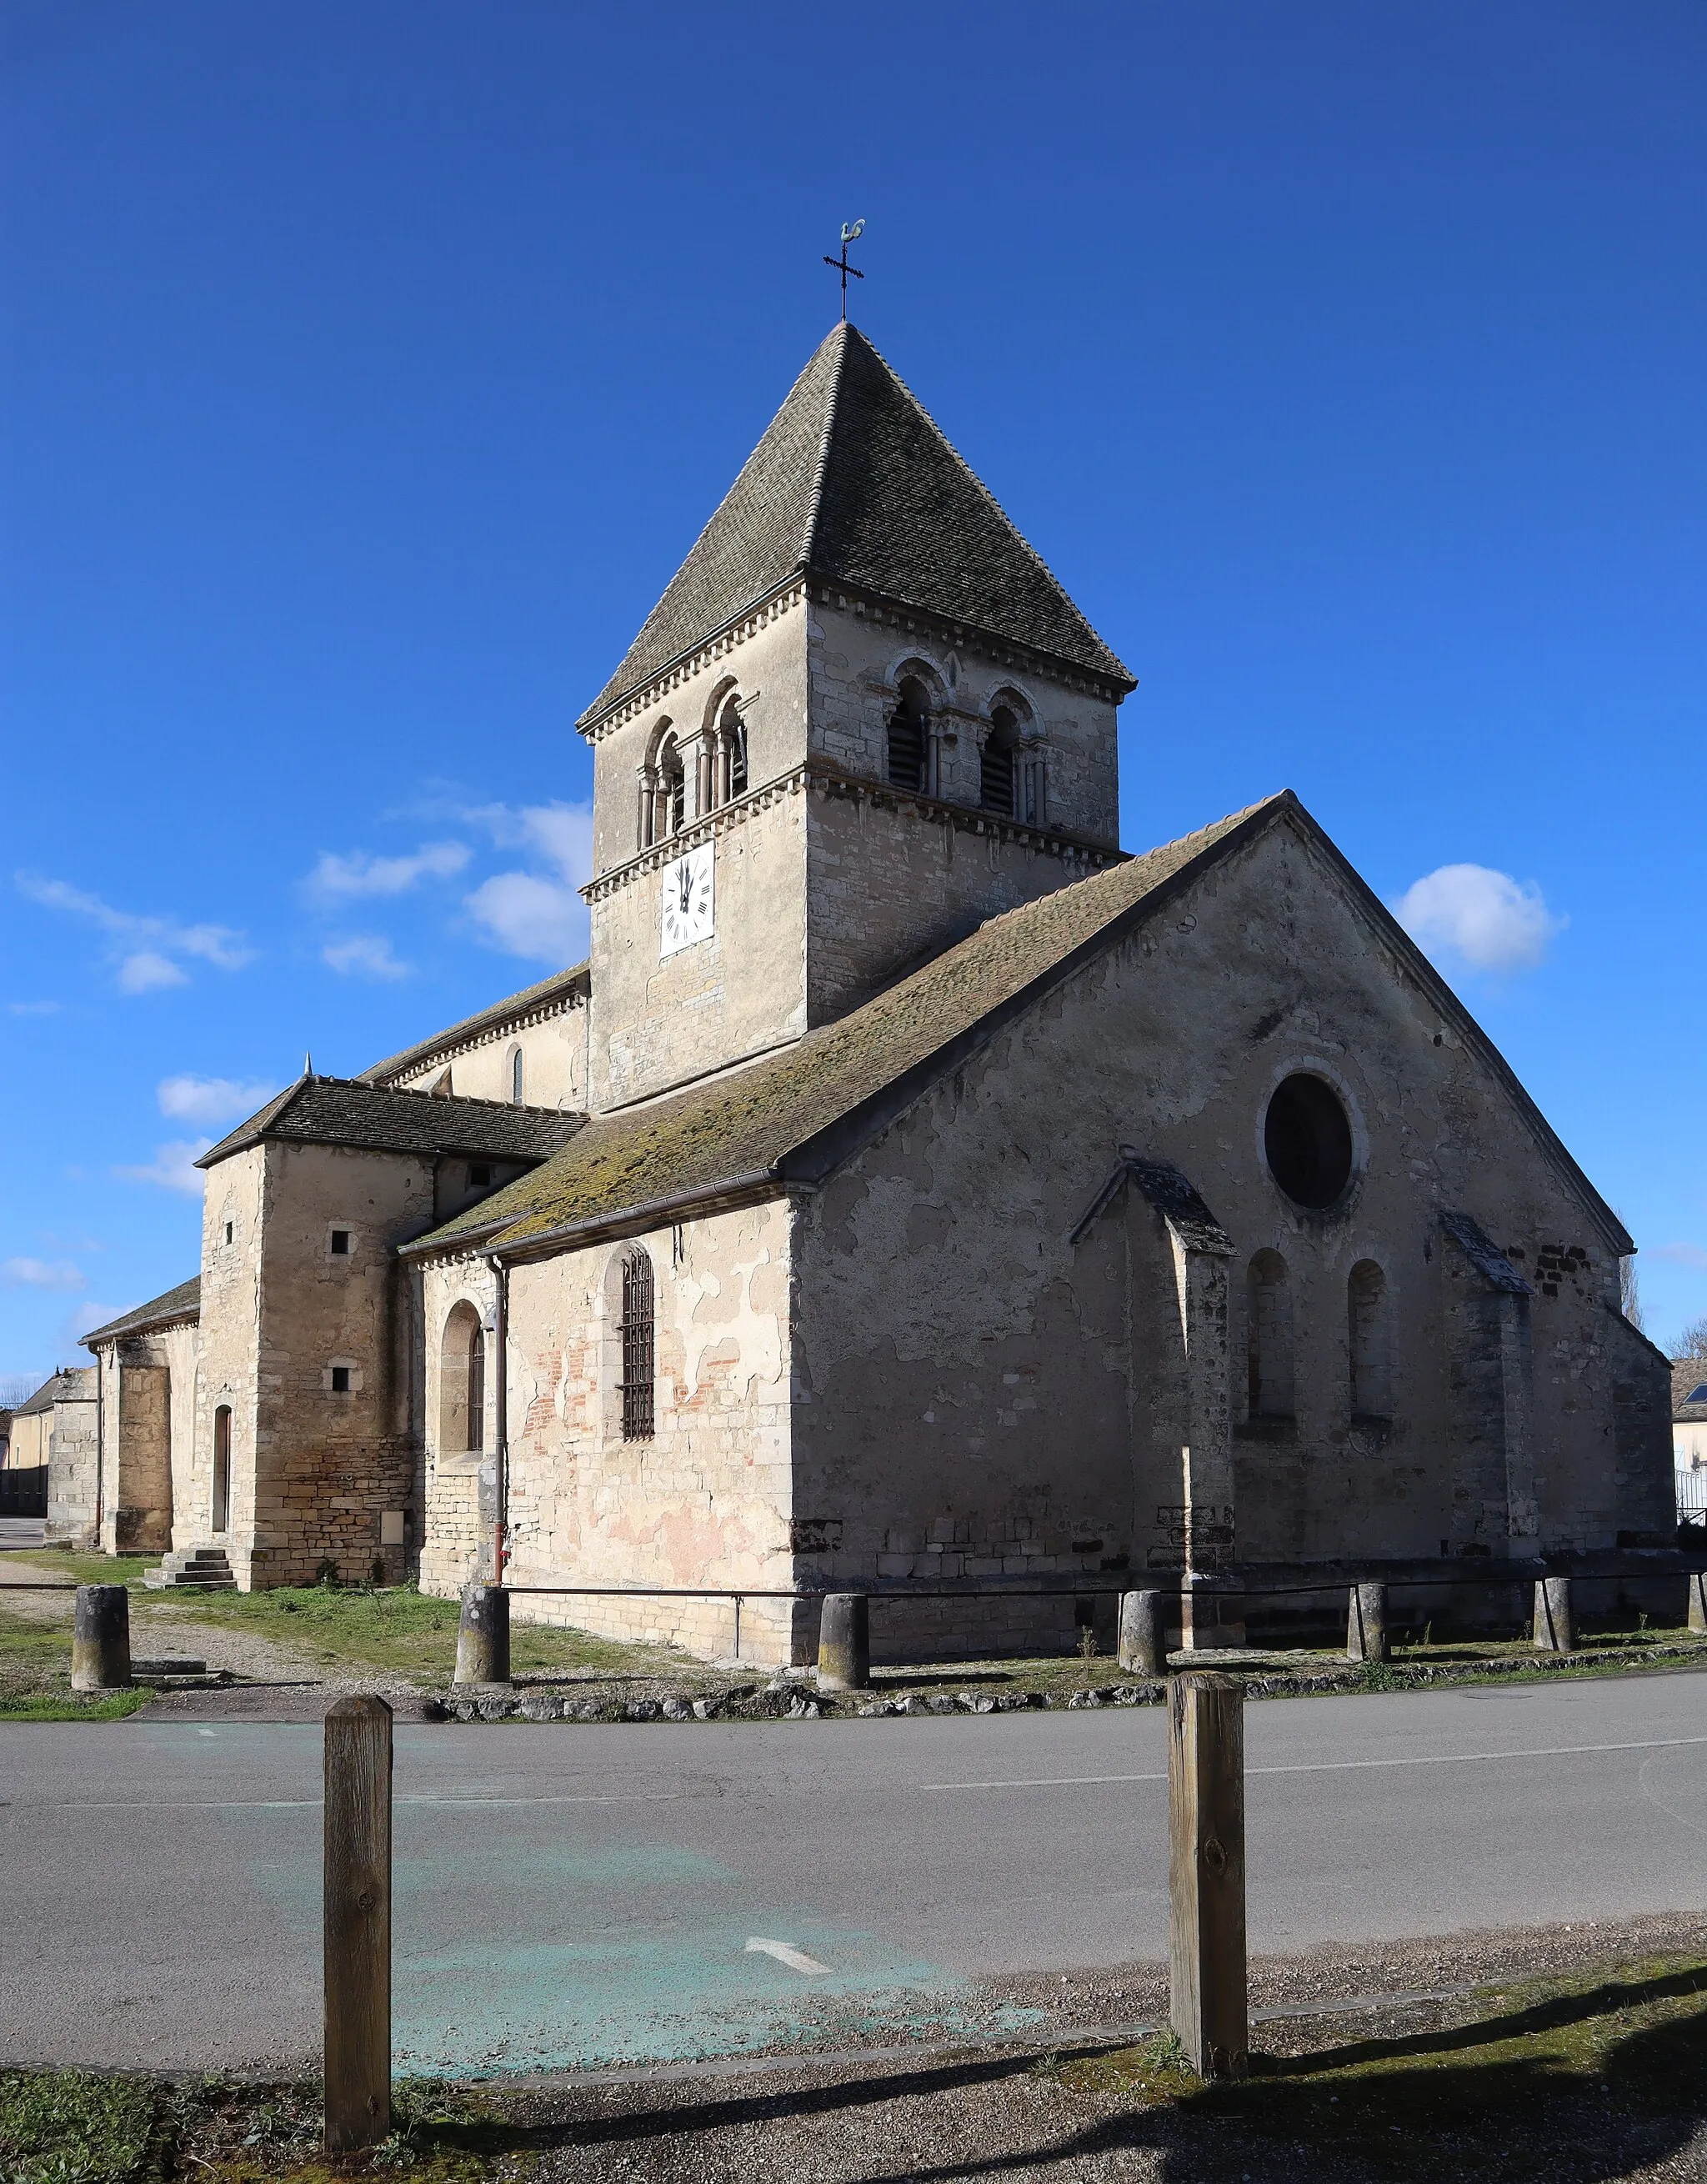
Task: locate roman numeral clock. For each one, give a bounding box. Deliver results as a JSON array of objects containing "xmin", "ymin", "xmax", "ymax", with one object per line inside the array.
[{"xmin": 659, "ymin": 844, "xmax": 714, "ymax": 957}]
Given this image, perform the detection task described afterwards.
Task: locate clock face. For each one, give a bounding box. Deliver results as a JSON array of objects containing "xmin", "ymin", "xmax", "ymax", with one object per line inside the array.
[{"xmin": 659, "ymin": 844, "xmax": 714, "ymax": 958}]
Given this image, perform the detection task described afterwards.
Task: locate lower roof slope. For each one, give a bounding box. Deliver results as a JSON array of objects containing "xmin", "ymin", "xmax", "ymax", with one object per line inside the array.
[
  {"xmin": 409, "ymin": 788, "xmax": 1628, "ymax": 1267},
  {"xmin": 409, "ymin": 799, "xmax": 1277, "ymax": 1259},
  {"xmin": 82, "ymin": 1277, "xmax": 202, "ymax": 1349}
]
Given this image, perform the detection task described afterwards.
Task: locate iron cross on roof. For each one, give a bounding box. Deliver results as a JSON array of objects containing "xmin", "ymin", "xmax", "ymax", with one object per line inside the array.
[{"xmin": 823, "ymin": 219, "xmax": 865, "ymax": 319}]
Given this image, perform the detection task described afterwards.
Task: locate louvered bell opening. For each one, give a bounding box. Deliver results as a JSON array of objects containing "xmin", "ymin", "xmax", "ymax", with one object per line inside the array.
[
  {"xmin": 980, "ymin": 739, "xmax": 1015, "ymax": 814},
  {"xmin": 887, "ymin": 701, "xmax": 927, "ymax": 790}
]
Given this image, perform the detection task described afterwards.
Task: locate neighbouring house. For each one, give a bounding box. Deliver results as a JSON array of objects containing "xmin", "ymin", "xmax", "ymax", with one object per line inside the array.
[
  {"xmin": 14, "ymin": 1369, "xmax": 96, "ymax": 1529},
  {"xmin": 62, "ymin": 321, "xmax": 1676, "ymax": 1655}
]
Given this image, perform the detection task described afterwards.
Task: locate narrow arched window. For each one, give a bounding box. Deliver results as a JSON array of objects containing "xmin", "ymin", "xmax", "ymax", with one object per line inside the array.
[
  {"xmin": 439, "ymin": 1300, "xmax": 483, "ymax": 1454},
  {"xmin": 212, "ymin": 1405, "xmax": 231, "ymax": 1533},
  {"xmin": 887, "ymin": 677, "xmax": 929, "ymax": 791},
  {"xmin": 1348, "ymin": 1260, "xmax": 1392, "ymax": 1420},
  {"xmin": 982, "ymin": 706, "xmax": 1020, "ymax": 815},
  {"xmin": 467, "ymin": 1323, "xmax": 486, "ymax": 1453},
  {"xmin": 728, "ymin": 716, "xmax": 748, "ymax": 797},
  {"xmin": 655, "ymin": 734, "xmax": 686, "ymax": 838},
  {"xmin": 1247, "ymin": 1250, "xmax": 1295, "ymax": 1420},
  {"xmin": 619, "ymin": 1249, "xmax": 655, "ymax": 1441},
  {"xmin": 510, "ymin": 1046, "xmax": 524, "ymax": 1105}
]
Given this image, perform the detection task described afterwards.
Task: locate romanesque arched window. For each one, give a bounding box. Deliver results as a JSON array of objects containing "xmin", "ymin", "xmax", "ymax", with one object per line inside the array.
[
  {"xmin": 888, "ymin": 677, "xmax": 929, "ymax": 792},
  {"xmin": 509, "ymin": 1045, "xmax": 524, "ymax": 1105},
  {"xmin": 1247, "ymin": 1250, "xmax": 1295, "ymax": 1420},
  {"xmin": 439, "ymin": 1300, "xmax": 484, "ymax": 1454},
  {"xmin": 619, "ymin": 1249, "xmax": 655, "ymax": 1441},
  {"xmin": 982, "ymin": 705, "xmax": 1020, "ymax": 815},
  {"xmin": 1348, "ymin": 1260, "xmax": 1392, "ymax": 1420}
]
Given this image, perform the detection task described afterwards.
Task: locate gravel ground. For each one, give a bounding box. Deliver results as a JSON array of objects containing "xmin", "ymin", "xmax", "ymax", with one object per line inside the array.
[{"xmin": 493, "ymin": 1914, "xmax": 1707, "ymax": 2184}]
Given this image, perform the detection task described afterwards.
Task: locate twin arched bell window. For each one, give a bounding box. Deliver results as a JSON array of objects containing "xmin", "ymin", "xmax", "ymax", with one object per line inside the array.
[
  {"xmin": 638, "ymin": 697, "xmax": 749, "ymax": 851},
  {"xmin": 886, "ymin": 679, "xmax": 1045, "ymax": 824}
]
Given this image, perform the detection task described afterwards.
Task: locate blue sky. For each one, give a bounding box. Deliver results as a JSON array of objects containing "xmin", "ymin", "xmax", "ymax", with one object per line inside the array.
[{"xmin": 3, "ymin": 0, "xmax": 1704, "ymax": 1385}]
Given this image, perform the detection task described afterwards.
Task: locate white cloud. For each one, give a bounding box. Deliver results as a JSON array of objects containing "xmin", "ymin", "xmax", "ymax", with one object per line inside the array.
[
  {"xmin": 460, "ymin": 799, "xmax": 592, "ymax": 964},
  {"xmin": 1390, "ymin": 864, "xmax": 1564, "ymax": 975},
  {"xmin": 303, "ymin": 840, "xmax": 469, "ymax": 905},
  {"xmin": 158, "ymin": 1074, "xmax": 280, "ymax": 1127},
  {"xmin": 114, "ymin": 1140, "xmax": 212, "ymax": 1196},
  {"xmin": 118, "ymin": 950, "xmax": 189, "ymax": 994},
  {"xmin": 2, "ymin": 1257, "xmax": 87, "ymax": 1293},
  {"xmin": 323, "ymin": 933, "xmax": 410, "ymax": 980},
  {"xmin": 464, "ymin": 871, "xmax": 588, "ymax": 963},
  {"xmin": 17, "ymin": 872, "xmax": 253, "ymax": 992},
  {"xmin": 8, "ymin": 1000, "xmax": 60, "ymax": 1016}
]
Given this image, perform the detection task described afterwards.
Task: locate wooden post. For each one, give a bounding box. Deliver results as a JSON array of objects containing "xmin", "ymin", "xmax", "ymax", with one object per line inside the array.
[
  {"xmin": 1689, "ymin": 1571, "xmax": 1706, "ymax": 1635},
  {"xmin": 816, "ymin": 1594, "xmax": 870, "ymax": 1690},
  {"xmin": 71, "ymin": 1585, "xmax": 133, "ymax": 1691},
  {"xmin": 1118, "ymin": 1589, "xmax": 1164, "ymax": 1676},
  {"xmin": 324, "ymin": 1695, "xmax": 392, "ymax": 2151},
  {"xmin": 454, "ymin": 1580, "xmax": 510, "ymax": 1686},
  {"xmin": 1345, "ymin": 1581, "xmax": 1389, "ymax": 1663},
  {"xmin": 1168, "ymin": 1671, "xmax": 1248, "ymax": 2078},
  {"xmin": 1534, "ymin": 1575, "xmax": 1574, "ymax": 1652}
]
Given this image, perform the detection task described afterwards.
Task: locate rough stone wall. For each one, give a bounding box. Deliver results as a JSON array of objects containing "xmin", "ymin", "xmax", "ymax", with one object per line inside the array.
[
  {"xmin": 92, "ymin": 1320, "xmax": 201, "ymax": 1551},
  {"xmin": 390, "ymin": 995, "xmax": 590, "ymax": 1111},
  {"xmin": 243, "ymin": 1141, "xmax": 430, "ymax": 1587},
  {"xmin": 787, "ymin": 812, "xmax": 1669, "ymax": 1654},
  {"xmin": 42, "ymin": 1371, "xmax": 98, "ymax": 1544},
  {"xmin": 803, "ymin": 780, "xmax": 1117, "ymax": 1026},
  {"xmin": 587, "ymin": 790, "xmax": 809, "ymax": 1112},
  {"xmin": 584, "ymin": 608, "xmax": 810, "ymax": 1112},
  {"xmin": 419, "ymin": 1198, "xmax": 798, "ymax": 1663},
  {"xmin": 194, "ymin": 1146, "xmax": 268, "ymax": 1572}
]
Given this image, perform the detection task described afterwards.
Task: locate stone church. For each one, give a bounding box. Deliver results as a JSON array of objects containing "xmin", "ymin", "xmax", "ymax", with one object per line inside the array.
[{"xmin": 70, "ymin": 322, "xmax": 1674, "ymax": 1659}]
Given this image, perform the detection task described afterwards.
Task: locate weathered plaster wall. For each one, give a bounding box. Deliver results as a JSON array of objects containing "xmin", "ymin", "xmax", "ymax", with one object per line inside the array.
[
  {"xmin": 390, "ymin": 997, "xmax": 590, "ymax": 1111},
  {"xmin": 788, "ymin": 814, "xmax": 1670, "ymax": 1654},
  {"xmin": 419, "ymin": 1198, "xmax": 799, "ymax": 1661}
]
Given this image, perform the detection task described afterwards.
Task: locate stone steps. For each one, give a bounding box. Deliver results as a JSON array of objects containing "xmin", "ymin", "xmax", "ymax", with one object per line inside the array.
[{"xmin": 143, "ymin": 1545, "xmax": 237, "ymax": 1591}]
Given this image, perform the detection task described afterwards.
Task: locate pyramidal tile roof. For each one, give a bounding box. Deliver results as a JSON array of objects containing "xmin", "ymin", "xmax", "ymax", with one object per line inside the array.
[{"xmin": 581, "ymin": 323, "xmax": 1132, "ymax": 725}]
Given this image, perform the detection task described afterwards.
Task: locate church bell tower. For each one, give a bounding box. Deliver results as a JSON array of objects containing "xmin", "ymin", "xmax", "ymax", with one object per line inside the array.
[{"xmin": 577, "ymin": 323, "xmax": 1134, "ymax": 1116}]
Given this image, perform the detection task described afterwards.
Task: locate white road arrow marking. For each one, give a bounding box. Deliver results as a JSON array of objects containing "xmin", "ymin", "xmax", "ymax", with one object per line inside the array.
[{"xmin": 745, "ymin": 1936, "xmax": 831, "ymax": 1976}]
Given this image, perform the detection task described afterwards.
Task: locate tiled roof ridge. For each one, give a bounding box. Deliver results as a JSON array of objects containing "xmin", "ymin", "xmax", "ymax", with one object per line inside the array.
[
  {"xmin": 819, "ymin": 327, "xmax": 1130, "ymax": 687},
  {"xmin": 798, "ymin": 323, "xmax": 850, "ymax": 571},
  {"xmin": 361, "ymin": 960, "xmax": 589, "ymax": 1084},
  {"xmin": 80, "ymin": 1275, "xmax": 202, "ymax": 1348}
]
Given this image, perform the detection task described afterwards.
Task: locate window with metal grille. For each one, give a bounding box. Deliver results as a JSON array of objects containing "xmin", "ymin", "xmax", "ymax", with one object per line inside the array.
[
  {"xmin": 619, "ymin": 1250, "xmax": 655, "ymax": 1440},
  {"xmin": 467, "ymin": 1324, "xmax": 485, "ymax": 1453}
]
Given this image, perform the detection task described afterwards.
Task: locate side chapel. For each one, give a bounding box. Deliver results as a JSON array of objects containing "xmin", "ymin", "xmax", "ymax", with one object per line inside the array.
[{"xmin": 73, "ymin": 323, "xmax": 1675, "ymax": 1656}]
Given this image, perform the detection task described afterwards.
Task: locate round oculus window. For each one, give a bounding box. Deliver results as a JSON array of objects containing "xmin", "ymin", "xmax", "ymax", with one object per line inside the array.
[{"xmin": 1264, "ymin": 1073, "xmax": 1354, "ymax": 1210}]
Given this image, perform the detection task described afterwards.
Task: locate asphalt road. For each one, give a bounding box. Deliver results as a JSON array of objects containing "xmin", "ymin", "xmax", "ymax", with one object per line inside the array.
[{"xmin": 3, "ymin": 1670, "xmax": 1704, "ymax": 2076}]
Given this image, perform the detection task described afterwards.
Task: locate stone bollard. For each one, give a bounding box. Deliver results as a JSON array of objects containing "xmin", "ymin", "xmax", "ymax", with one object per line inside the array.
[
  {"xmin": 1689, "ymin": 1571, "xmax": 1707, "ymax": 1636},
  {"xmin": 816, "ymin": 1594, "xmax": 870, "ymax": 1691},
  {"xmin": 1534, "ymin": 1575, "xmax": 1575, "ymax": 1653},
  {"xmin": 1345, "ymin": 1581, "xmax": 1389, "ymax": 1664},
  {"xmin": 453, "ymin": 1581, "xmax": 510, "ymax": 1686},
  {"xmin": 1118, "ymin": 1589, "xmax": 1165, "ymax": 1676},
  {"xmin": 72, "ymin": 1585, "xmax": 133, "ymax": 1692}
]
